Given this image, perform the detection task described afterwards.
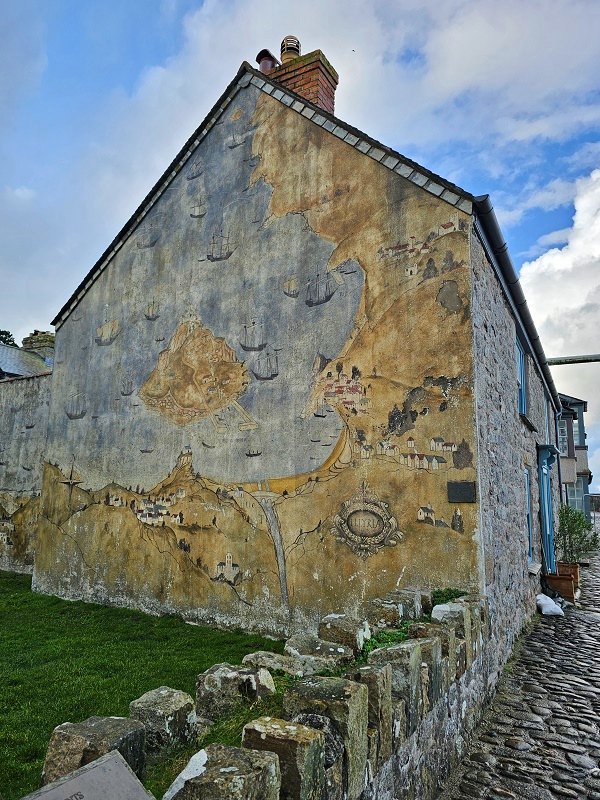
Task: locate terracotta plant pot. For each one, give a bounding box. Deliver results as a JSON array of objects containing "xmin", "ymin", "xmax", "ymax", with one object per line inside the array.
[
  {"xmin": 545, "ymin": 573, "xmax": 576, "ymax": 603},
  {"xmin": 557, "ymin": 561, "xmax": 581, "ymax": 587}
]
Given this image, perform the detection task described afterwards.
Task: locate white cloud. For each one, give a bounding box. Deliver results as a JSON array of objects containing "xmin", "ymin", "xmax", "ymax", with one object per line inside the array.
[
  {"xmin": 495, "ymin": 178, "xmax": 577, "ymax": 227},
  {"xmin": 3, "ymin": 186, "xmax": 36, "ymax": 202},
  {"xmin": 520, "ymin": 169, "xmax": 600, "ymax": 490}
]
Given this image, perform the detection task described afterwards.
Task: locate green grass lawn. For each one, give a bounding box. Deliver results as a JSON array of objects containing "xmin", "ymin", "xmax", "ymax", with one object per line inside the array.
[{"xmin": 0, "ymin": 571, "xmax": 284, "ymax": 800}]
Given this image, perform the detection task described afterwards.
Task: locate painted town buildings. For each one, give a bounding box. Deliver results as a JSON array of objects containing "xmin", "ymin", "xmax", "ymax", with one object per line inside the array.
[{"xmin": 0, "ymin": 40, "xmax": 562, "ymax": 649}]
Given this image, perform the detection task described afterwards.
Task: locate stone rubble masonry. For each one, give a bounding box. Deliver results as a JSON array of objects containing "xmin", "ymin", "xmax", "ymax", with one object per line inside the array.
[
  {"xmin": 166, "ymin": 743, "xmax": 281, "ymax": 800},
  {"xmin": 431, "ymin": 602, "xmax": 473, "ymax": 667},
  {"xmin": 420, "ymin": 664, "xmax": 431, "ymax": 716},
  {"xmin": 392, "ymin": 699, "xmax": 407, "ymax": 749},
  {"xmin": 195, "ymin": 662, "xmax": 275, "ymax": 720},
  {"xmin": 129, "ymin": 686, "xmax": 196, "ymax": 753},
  {"xmin": 366, "ymin": 589, "xmax": 422, "ymax": 629},
  {"xmin": 368, "ymin": 640, "xmax": 423, "ymax": 735},
  {"xmin": 471, "ymin": 233, "xmax": 558, "ymax": 670},
  {"xmin": 417, "ymin": 637, "xmax": 443, "ymax": 708},
  {"xmin": 41, "ymin": 715, "xmax": 146, "ymax": 785},
  {"xmin": 343, "ymin": 663, "xmax": 393, "ymax": 768},
  {"xmin": 284, "ymin": 675, "xmax": 369, "ymax": 800},
  {"xmin": 318, "ymin": 613, "xmax": 371, "ymax": 655},
  {"xmin": 37, "ymin": 596, "xmax": 504, "ymax": 800},
  {"xmin": 284, "ymin": 634, "xmax": 354, "ymax": 671},
  {"xmin": 242, "ymin": 650, "xmax": 313, "ymax": 677},
  {"xmin": 242, "ymin": 716, "xmax": 325, "ymax": 800},
  {"xmin": 409, "ymin": 620, "xmax": 457, "ymax": 690}
]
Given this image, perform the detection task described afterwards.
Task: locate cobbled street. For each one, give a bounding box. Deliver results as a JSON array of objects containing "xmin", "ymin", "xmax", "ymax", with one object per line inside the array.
[{"xmin": 440, "ymin": 554, "xmax": 600, "ymax": 799}]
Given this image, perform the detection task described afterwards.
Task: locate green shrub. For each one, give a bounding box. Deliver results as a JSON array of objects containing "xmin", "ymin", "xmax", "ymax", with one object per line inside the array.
[{"xmin": 557, "ymin": 504, "xmax": 599, "ymax": 563}]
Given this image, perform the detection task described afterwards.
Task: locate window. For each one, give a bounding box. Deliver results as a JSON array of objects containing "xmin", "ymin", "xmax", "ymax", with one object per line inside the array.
[
  {"xmin": 557, "ymin": 419, "xmax": 569, "ymax": 456},
  {"xmin": 525, "ymin": 468, "xmax": 533, "ymax": 561},
  {"xmin": 567, "ymin": 477, "xmax": 586, "ymax": 512},
  {"xmin": 516, "ymin": 338, "xmax": 527, "ymax": 415},
  {"xmin": 572, "ymin": 416, "xmax": 580, "ymax": 446}
]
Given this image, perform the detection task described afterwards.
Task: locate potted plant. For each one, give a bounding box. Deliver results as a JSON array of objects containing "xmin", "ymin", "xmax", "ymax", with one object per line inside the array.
[{"xmin": 556, "ymin": 504, "xmax": 598, "ymax": 563}]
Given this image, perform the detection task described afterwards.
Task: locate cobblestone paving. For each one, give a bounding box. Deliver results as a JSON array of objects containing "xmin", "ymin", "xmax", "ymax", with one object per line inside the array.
[{"xmin": 440, "ymin": 555, "xmax": 600, "ymax": 799}]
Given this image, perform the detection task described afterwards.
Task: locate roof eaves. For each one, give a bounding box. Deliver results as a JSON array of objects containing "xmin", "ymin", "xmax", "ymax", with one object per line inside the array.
[{"xmin": 558, "ymin": 392, "xmax": 588, "ymax": 411}]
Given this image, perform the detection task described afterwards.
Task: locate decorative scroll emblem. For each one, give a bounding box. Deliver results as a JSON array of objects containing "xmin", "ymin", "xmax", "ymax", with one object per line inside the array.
[{"xmin": 332, "ymin": 482, "xmax": 401, "ymax": 558}]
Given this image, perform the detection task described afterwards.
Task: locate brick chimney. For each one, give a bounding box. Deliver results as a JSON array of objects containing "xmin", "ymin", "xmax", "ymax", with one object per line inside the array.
[
  {"xmin": 256, "ymin": 36, "xmax": 339, "ymax": 114},
  {"xmin": 22, "ymin": 330, "xmax": 55, "ymax": 363}
]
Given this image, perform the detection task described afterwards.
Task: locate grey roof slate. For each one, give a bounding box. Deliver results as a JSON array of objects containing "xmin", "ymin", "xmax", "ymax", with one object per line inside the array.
[{"xmin": 0, "ymin": 345, "xmax": 49, "ymax": 378}]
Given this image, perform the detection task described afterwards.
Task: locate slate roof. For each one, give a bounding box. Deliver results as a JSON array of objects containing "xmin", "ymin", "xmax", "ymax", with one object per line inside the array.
[{"xmin": 0, "ymin": 344, "xmax": 49, "ymax": 378}]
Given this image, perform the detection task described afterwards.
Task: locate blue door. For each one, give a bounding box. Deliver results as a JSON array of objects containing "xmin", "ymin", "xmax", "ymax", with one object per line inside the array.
[{"xmin": 538, "ymin": 445, "xmax": 558, "ymax": 574}]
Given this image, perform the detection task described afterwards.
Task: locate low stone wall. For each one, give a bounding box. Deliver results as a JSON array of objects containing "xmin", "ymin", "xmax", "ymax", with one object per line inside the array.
[{"xmin": 38, "ymin": 597, "xmax": 501, "ymax": 800}]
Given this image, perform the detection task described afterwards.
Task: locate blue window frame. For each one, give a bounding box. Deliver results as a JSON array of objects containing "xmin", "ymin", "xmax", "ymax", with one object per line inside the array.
[
  {"xmin": 525, "ymin": 468, "xmax": 533, "ymax": 562},
  {"xmin": 516, "ymin": 338, "xmax": 527, "ymax": 415}
]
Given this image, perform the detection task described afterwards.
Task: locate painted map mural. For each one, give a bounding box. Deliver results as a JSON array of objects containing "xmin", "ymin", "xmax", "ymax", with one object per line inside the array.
[{"xmin": 34, "ymin": 83, "xmax": 479, "ymax": 634}]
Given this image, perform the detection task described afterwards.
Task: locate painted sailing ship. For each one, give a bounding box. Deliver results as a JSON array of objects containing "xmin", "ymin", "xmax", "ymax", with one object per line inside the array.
[
  {"xmin": 120, "ymin": 375, "xmax": 134, "ymax": 396},
  {"xmin": 228, "ymin": 132, "xmax": 245, "ymax": 149},
  {"xmin": 282, "ymin": 275, "xmax": 300, "ymax": 298},
  {"xmin": 65, "ymin": 393, "xmax": 87, "ymax": 420},
  {"xmin": 240, "ymin": 321, "xmax": 267, "ymax": 352},
  {"xmin": 305, "ymin": 270, "xmax": 337, "ymax": 307},
  {"xmin": 94, "ymin": 317, "xmax": 120, "ymax": 346},
  {"xmin": 251, "ymin": 350, "xmax": 278, "ymax": 381},
  {"xmin": 186, "ymin": 159, "xmax": 204, "ymax": 180},
  {"xmin": 313, "ymin": 401, "xmax": 327, "ymax": 418},
  {"xmin": 136, "ymin": 220, "xmax": 160, "ymax": 249},
  {"xmin": 190, "ymin": 200, "xmax": 207, "ymax": 219},
  {"xmin": 144, "ymin": 300, "xmax": 160, "ymax": 321},
  {"xmin": 207, "ymin": 230, "xmax": 234, "ymax": 262}
]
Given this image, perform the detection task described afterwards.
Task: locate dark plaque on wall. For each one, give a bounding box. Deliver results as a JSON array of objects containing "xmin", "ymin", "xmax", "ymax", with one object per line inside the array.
[{"xmin": 447, "ymin": 481, "xmax": 477, "ymax": 503}]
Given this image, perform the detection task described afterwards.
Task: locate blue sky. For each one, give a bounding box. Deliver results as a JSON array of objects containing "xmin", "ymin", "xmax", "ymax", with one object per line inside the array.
[{"xmin": 1, "ymin": 0, "xmax": 599, "ymax": 487}]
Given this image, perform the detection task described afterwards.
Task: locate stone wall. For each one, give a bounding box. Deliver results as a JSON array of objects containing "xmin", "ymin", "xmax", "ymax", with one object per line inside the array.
[
  {"xmin": 470, "ymin": 232, "xmax": 559, "ymax": 665},
  {"xmin": 38, "ymin": 601, "xmax": 494, "ymax": 800},
  {"xmin": 0, "ymin": 373, "xmax": 51, "ymax": 572}
]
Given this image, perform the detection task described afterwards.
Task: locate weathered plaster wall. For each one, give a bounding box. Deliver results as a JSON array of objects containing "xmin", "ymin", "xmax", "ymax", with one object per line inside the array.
[
  {"xmin": 34, "ymin": 84, "xmax": 481, "ymax": 634},
  {"xmin": 0, "ymin": 374, "xmax": 51, "ymax": 572},
  {"xmin": 471, "ymin": 233, "xmax": 558, "ymax": 663}
]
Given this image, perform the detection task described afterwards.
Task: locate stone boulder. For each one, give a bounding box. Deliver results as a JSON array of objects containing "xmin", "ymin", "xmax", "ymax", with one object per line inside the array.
[
  {"xmin": 284, "ymin": 635, "xmax": 354, "ymax": 672},
  {"xmin": 41, "ymin": 715, "xmax": 145, "ymax": 785},
  {"xmin": 243, "ymin": 716, "xmax": 325, "ymax": 800},
  {"xmin": 284, "ymin": 676, "xmax": 368, "ymax": 800},
  {"xmin": 318, "ymin": 614, "xmax": 371, "ymax": 655},
  {"xmin": 129, "ymin": 686, "xmax": 196, "ymax": 753},
  {"xmin": 242, "ymin": 650, "xmax": 314, "ymax": 677},
  {"xmin": 163, "ymin": 743, "xmax": 280, "ymax": 800},
  {"xmin": 196, "ymin": 663, "xmax": 275, "ymax": 720}
]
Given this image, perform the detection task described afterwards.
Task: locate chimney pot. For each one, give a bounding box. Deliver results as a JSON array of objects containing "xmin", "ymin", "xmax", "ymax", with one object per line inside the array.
[
  {"xmin": 256, "ymin": 48, "xmax": 280, "ymax": 74},
  {"xmin": 281, "ymin": 35, "xmax": 301, "ymax": 63}
]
